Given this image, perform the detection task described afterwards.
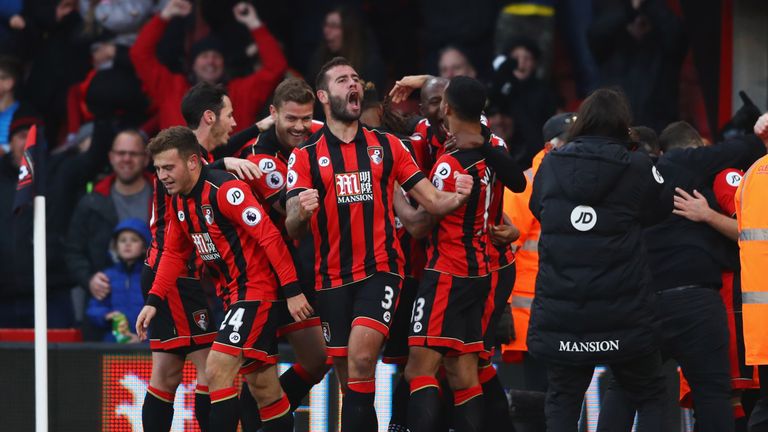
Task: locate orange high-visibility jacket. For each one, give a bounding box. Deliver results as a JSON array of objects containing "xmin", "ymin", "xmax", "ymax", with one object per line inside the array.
[
  {"xmin": 735, "ymin": 154, "xmax": 768, "ymax": 365},
  {"xmin": 501, "ymin": 149, "xmax": 546, "ymax": 355}
]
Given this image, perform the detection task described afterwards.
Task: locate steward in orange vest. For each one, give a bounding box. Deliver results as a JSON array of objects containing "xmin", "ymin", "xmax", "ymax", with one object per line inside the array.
[{"xmin": 501, "ymin": 113, "xmax": 576, "ymax": 363}]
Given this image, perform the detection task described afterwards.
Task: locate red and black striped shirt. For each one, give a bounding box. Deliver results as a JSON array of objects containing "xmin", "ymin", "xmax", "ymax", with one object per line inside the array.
[
  {"xmin": 286, "ymin": 124, "xmax": 426, "ymax": 289},
  {"xmin": 485, "ymin": 131, "xmax": 516, "ymax": 271},
  {"xmin": 243, "ymin": 127, "xmax": 292, "ymax": 227},
  {"xmin": 425, "ymin": 145, "xmax": 494, "ymax": 277},
  {"xmin": 412, "ymin": 118, "xmax": 444, "ymax": 170},
  {"xmin": 144, "ymin": 146, "xmax": 215, "ymax": 278},
  {"xmin": 396, "ymin": 133, "xmax": 431, "ymax": 279},
  {"xmin": 147, "ymin": 166, "xmax": 300, "ymax": 309}
]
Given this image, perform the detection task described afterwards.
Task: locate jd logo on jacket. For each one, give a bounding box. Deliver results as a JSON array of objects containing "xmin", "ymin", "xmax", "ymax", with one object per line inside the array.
[{"xmin": 570, "ymin": 205, "xmax": 597, "ymax": 231}]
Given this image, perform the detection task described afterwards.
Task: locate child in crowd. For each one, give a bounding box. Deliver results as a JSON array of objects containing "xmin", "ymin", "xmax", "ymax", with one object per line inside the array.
[{"xmin": 86, "ymin": 218, "xmax": 150, "ymax": 343}]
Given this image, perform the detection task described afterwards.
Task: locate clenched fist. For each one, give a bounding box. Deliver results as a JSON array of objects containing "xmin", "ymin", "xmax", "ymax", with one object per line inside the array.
[
  {"xmin": 298, "ymin": 189, "xmax": 320, "ymax": 221},
  {"xmin": 454, "ymin": 173, "xmax": 474, "ymax": 196},
  {"xmin": 233, "ymin": 2, "xmax": 262, "ymax": 30},
  {"xmin": 160, "ymin": 0, "xmax": 192, "ymax": 20}
]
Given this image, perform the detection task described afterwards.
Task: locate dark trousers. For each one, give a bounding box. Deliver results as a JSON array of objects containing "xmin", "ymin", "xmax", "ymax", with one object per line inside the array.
[
  {"xmin": 545, "ymin": 350, "xmax": 666, "ymax": 432},
  {"xmin": 599, "ymin": 287, "xmax": 733, "ymax": 432},
  {"xmin": 748, "ymin": 366, "xmax": 768, "ymax": 432}
]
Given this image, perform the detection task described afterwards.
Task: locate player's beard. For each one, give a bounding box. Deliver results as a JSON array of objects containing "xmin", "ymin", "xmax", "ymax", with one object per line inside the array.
[
  {"xmin": 209, "ymin": 119, "xmax": 229, "ymax": 149},
  {"xmin": 329, "ymin": 93, "xmax": 360, "ymax": 124}
]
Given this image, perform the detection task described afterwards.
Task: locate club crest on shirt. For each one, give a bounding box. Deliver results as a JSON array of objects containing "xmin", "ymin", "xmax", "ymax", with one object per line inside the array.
[
  {"xmin": 368, "ymin": 146, "xmax": 383, "ymax": 165},
  {"xmin": 202, "ymin": 205, "xmax": 214, "ymax": 225},
  {"xmin": 322, "ymin": 322, "xmax": 331, "ymax": 343},
  {"xmin": 177, "ymin": 211, "xmax": 185, "ymax": 221},
  {"xmin": 192, "ymin": 310, "xmax": 209, "ymax": 331}
]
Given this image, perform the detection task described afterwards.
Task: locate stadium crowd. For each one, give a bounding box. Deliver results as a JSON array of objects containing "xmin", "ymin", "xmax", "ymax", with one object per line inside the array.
[{"xmin": 1, "ymin": 1, "xmax": 768, "ymax": 431}]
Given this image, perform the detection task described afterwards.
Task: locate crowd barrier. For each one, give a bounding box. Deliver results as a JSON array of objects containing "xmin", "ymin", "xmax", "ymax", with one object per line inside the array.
[{"xmin": 0, "ymin": 342, "xmax": 693, "ymax": 431}]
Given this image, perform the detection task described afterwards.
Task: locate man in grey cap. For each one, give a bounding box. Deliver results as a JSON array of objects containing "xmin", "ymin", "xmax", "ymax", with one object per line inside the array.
[{"xmin": 541, "ymin": 112, "xmax": 577, "ymax": 154}]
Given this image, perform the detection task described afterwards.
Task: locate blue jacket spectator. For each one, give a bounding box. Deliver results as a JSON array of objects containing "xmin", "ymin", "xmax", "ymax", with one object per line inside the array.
[{"xmin": 86, "ymin": 218, "xmax": 150, "ymax": 342}]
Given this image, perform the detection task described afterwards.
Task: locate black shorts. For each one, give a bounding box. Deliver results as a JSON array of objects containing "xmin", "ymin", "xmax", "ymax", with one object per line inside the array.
[
  {"xmin": 382, "ymin": 276, "xmax": 419, "ymax": 364},
  {"xmin": 408, "ymin": 270, "xmax": 491, "ymax": 354},
  {"xmin": 213, "ymin": 300, "xmax": 281, "ymax": 365},
  {"xmin": 141, "ymin": 264, "xmax": 216, "ymax": 353},
  {"xmin": 317, "ymin": 272, "xmax": 402, "ymax": 357},
  {"xmin": 275, "ymin": 300, "xmax": 321, "ymax": 339},
  {"xmin": 481, "ymin": 263, "xmax": 516, "ymax": 359}
]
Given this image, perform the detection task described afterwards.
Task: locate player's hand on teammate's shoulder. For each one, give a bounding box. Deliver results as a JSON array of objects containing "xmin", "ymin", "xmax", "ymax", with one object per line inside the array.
[{"xmin": 223, "ymin": 157, "xmax": 263, "ymax": 181}]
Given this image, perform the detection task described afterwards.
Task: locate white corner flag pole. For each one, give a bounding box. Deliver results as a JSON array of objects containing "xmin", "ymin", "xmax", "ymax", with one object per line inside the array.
[{"xmin": 33, "ymin": 195, "xmax": 48, "ymax": 432}]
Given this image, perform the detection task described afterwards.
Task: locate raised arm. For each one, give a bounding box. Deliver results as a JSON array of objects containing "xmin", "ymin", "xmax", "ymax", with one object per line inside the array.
[
  {"xmin": 129, "ymin": 0, "xmax": 191, "ymax": 99},
  {"xmin": 228, "ymin": 2, "xmax": 288, "ymax": 117}
]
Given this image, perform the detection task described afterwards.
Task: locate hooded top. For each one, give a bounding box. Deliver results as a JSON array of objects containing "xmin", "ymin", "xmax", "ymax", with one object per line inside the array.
[{"xmin": 527, "ymin": 136, "xmax": 672, "ymax": 365}]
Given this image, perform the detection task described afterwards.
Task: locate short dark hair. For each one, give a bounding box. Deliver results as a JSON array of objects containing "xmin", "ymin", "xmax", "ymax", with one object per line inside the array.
[
  {"xmin": 659, "ymin": 121, "xmax": 703, "ymax": 152},
  {"xmin": 315, "ymin": 56, "xmax": 354, "ymax": 92},
  {"xmin": 507, "ymin": 37, "xmax": 542, "ymax": 61},
  {"xmin": 148, "ymin": 126, "xmax": 200, "ymax": 159},
  {"xmin": 444, "ymin": 76, "xmax": 486, "ymax": 122},
  {"xmin": 630, "ymin": 126, "xmax": 660, "ymax": 155},
  {"xmin": 567, "ymin": 88, "xmax": 632, "ymax": 142},
  {"xmin": 114, "ymin": 129, "xmax": 147, "ymax": 147},
  {"xmin": 181, "ymin": 82, "xmax": 227, "ymax": 129},
  {"xmin": 273, "ymin": 78, "xmax": 315, "ymax": 108}
]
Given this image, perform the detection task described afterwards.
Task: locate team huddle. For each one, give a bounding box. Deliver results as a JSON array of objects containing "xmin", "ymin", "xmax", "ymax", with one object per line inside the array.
[{"xmin": 134, "ymin": 56, "xmax": 526, "ymax": 432}]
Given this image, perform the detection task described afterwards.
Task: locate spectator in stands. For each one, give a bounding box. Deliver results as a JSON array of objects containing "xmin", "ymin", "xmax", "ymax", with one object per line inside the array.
[
  {"xmin": 588, "ymin": 0, "xmax": 687, "ymax": 132},
  {"xmin": 79, "ymin": 0, "xmax": 154, "ymax": 47},
  {"xmin": 66, "ymin": 0, "xmax": 153, "ymax": 140},
  {"xmin": 0, "ymin": 55, "xmax": 21, "ymax": 155},
  {"xmin": 494, "ymin": 1, "xmax": 556, "ymax": 79},
  {"xmin": 86, "ymin": 218, "xmax": 150, "ymax": 343},
  {"xmin": 129, "ymin": 0, "xmax": 287, "ymax": 132},
  {"xmin": 489, "ymin": 38, "xmax": 558, "ymax": 168},
  {"xmin": 308, "ymin": 5, "xmax": 384, "ymax": 91},
  {"xmin": 65, "ymin": 126, "xmax": 151, "ymax": 334},
  {"xmin": 438, "ymin": 46, "xmax": 477, "ymax": 79},
  {"xmin": 0, "ymin": 1, "xmax": 23, "ymax": 55},
  {"xmin": 16, "ymin": 0, "xmax": 92, "ymax": 146},
  {"xmin": 0, "ymin": 104, "xmax": 112, "ymax": 328},
  {"xmin": 420, "ymin": 0, "xmax": 497, "ymax": 79}
]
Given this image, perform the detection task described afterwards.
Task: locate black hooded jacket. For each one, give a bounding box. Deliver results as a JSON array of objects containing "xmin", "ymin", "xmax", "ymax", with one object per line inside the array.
[{"xmin": 527, "ymin": 136, "xmax": 672, "ymax": 365}]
